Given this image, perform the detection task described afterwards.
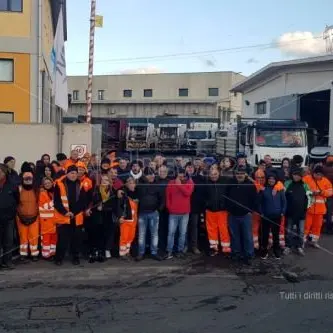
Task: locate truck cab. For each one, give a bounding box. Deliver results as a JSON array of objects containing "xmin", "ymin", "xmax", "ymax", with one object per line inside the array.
[{"xmin": 238, "ymin": 118, "xmax": 308, "ymax": 166}]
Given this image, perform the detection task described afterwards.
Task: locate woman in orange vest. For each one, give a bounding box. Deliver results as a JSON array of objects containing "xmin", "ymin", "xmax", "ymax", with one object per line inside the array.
[
  {"xmin": 303, "ymin": 165, "xmax": 333, "ymax": 247},
  {"xmin": 39, "ymin": 177, "xmax": 57, "ymax": 260},
  {"xmin": 53, "ymin": 165, "xmax": 88, "ymax": 265},
  {"xmin": 17, "ymin": 171, "xmax": 40, "ymax": 261},
  {"xmin": 116, "ymin": 177, "xmax": 138, "ymax": 258}
]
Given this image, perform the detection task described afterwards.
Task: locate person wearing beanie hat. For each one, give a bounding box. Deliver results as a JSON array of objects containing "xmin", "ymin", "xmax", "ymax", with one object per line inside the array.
[
  {"xmin": 53, "ymin": 161, "xmax": 88, "ymax": 266},
  {"xmin": 302, "ymin": 164, "xmax": 333, "ymax": 248},
  {"xmin": 284, "ymin": 168, "xmax": 312, "ymax": 256},
  {"xmin": 17, "ymin": 170, "xmax": 40, "ymax": 261},
  {"xmin": 135, "ymin": 167, "xmax": 164, "ymax": 261},
  {"xmin": 291, "ymin": 155, "xmax": 304, "ymax": 168},
  {"xmin": 259, "ymin": 173, "xmax": 287, "ymax": 260},
  {"xmin": 0, "ymin": 163, "xmax": 19, "ymax": 268}
]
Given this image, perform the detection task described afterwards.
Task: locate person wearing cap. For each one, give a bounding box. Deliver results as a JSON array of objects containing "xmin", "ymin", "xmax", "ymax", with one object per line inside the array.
[
  {"xmin": 63, "ymin": 150, "xmax": 80, "ymax": 171},
  {"xmin": 53, "ymin": 165, "xmax": 88, "ymax": 265},
  {"xmin": 225, "ymin": 166, "xmax": 258, "ymax": 265},
  {"xmin": 259, "ymin": 173, "xmax": 287, "ymax": 260},
  {"xmin": 0, "ymin": 164, "xmax": 19, "ymax": 269},
  {"xmin": 39, "ymin": 177, "xmax": 57, "ymax": 260},
  {"xmin": 4, "ymin": 156, "xmax": 20, "ymax": 186},
  {"xmin": 116, "ymin": 177, "xmax": 139, "ymax": 259},
  {"xmin": 136, "ymin": 167, "xmax": 164, "ymax": 261},
  {"xmin": 185, "ymin": 162, "xmax": 205, "ymax": 254},
  {"xmin": 323, "ymin": 155, "xmax": 333, "ymax": 233},
  {"xmin": 303, "ymin": 165, "xmax": 333, "ymax": 247},
  {"xmin": 203, "ymin": 167, "xmax": 231, "ymax": 256},
  {"xmin": 284, "ymin": 167, "xmax": 312, "ymax": 256},
  {"xmin": 16, "ymin": 170, "xmax": 40, "ymax": 261},
  {"xmin": 165, "ymin": 168, "xmax": 194, "ymax": 259}
]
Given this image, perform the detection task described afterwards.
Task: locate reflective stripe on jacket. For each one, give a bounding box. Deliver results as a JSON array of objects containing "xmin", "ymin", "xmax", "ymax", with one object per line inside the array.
[{"xmin": 39, "ymin": 190, "xmax": 56, "ymax": 234}]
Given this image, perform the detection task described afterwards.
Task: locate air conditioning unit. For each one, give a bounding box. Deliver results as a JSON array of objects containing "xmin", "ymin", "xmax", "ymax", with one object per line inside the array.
[
  {"xmin": 193, "ymin": 109, "xmax": 199, "ymax": 114},
  {"xmin": 107, "ymin": 108, "xmax": 116, "ymax": 115}
]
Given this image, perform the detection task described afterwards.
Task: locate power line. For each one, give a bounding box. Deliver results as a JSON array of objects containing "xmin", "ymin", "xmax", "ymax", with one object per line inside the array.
[{"xmin": 67, "ymin": 36, "xmax": 323, "ymax": 65}]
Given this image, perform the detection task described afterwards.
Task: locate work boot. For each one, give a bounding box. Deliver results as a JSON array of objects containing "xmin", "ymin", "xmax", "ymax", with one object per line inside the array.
[
  {"xmin": 175, "ymin": 252, "xmax": 186, "ymax": 259},
  {"xmin": 151, "ymin": 254, "xmax": 163, "ymax": 261},
  {"xmin": 243, "ymin": 257, "xmax": 252, "ymax": 266},
  {"xmin": 1, "ymin": 263, "xmax": 14, "ymax": 270},
  {"xmin": 31, "ymin": 256, "xmax": 39, "ymax": 262},
  {"xmin": 135, "ymin": 255, "xmax": 144, "ymax": 262},
  {"xmin": 88, "ymin": 254, "xmax": 95, "ymax": 264},
  {"xmin": 192, "ymin": 247, "xmax": 201, "ymax": 255},
  {"xmin": 165, "ymin": 252, "xmax": 173, "ymax": 260},
  {"xmin": 55, "ymin": 260, "xmax": 63, "ymax": 266},
  {"xmin": 97, "ymin": 251, "xmax": 105, "ymax": 263}
]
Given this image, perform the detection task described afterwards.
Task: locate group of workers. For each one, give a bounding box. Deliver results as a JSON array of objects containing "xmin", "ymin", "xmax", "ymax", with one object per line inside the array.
[{"xmin": 0, "ymin": 150, "xmax": 332, "ymax": 269}]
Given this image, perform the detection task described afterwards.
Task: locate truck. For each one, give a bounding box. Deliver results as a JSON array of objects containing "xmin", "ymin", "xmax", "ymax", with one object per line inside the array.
[
  {"xmin": 157, "ymin": 124, "xmax": 187, "ymax": 153},
  {"xmin": 126, "ymin": 122, "xmax": 157, "ymax": 152},
  {"xmin": 185, "ymin": 122, "xmax": 219, "ymax": 154},
  {"xmin": 216, "ymin": 117, "xmax": 308, "ymax": 167}
]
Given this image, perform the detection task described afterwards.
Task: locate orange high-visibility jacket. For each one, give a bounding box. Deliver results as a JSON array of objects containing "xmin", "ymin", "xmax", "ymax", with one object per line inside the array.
[
  {"xmin": 63, "ymin": 159, "xmax": 79, "ymax": 171},
  {"xmin": 80, "ymin": 175, "xmax": 93, "ymax": 192},
  {"xmin": 39, "ymin": 190, "xmax": 57, "ymax": 234},
  {"xmin": 303, "ymin": 175, "xmax": 333, "ymax": 215},
  {"xmin": 122, "ymin": 198, "xmax": 138, "ymax": 223},
  {"xmin": 54, "ymin": 180, "xmax": 84, "ymax": 226}
]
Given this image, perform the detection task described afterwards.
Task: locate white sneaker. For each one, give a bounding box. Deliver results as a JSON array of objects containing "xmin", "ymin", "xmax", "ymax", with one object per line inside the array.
[
  {"xmin": 283, "ymin": 247, "xmax": 291, "ymax": 255},
  {"xmin": 297, "ymin": 248, "xmax": 305, "ymax": 256},
  {"xmin": 105, "ymin": 250, "xmax": 111, "ymax": 259}
]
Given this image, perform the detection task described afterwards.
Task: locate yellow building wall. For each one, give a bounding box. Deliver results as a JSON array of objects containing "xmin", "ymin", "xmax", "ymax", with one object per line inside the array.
[
  {"xmin": 42, "ymin": 0, "xmax": 54, "ymax": 71},
  {"xmin": 0, "ymin": 0, "xmax": 32, "ymax": 37},
  {"xmin": 0, "ymin": 53, "xmax": 30, "ymax": 123}
]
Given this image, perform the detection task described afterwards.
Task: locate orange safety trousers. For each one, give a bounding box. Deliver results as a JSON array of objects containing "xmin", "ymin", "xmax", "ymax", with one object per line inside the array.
[
  {"xmin": 305, "ymin": 213, "xmax": 323, "ymax": 242},
  {"xmin": 252, "ymin": 213, "xmax": 261, "ymax": 250},
  {"xmin": 268, "ymin": 216, "xmax": 285, "ymax": 249},
  {"xmin": 205, "ymin": 210, "xmax": 231, "ymax": 253},
  {"xmin": 16, "ymin": 218, "xmax": 40, "ymax": 257},
  {"xmin": 41, "ymin": 233, "xmax": 57, "ymax": 258},
  {"xmin": 119, "ymin": 221, "xmax": 137, "ymax": 256}
]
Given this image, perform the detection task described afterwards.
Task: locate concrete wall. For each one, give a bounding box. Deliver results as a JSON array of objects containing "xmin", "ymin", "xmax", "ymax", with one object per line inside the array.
[
  {"xmin": 0, "ymin": 123, "xmax": 99, "ymax": 170},
  {"xmin": 241, "ymin": 65, "xmax": 333, "ymax": 117}
]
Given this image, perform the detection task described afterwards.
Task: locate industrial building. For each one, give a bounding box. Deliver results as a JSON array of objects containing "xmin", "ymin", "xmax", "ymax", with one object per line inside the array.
[
  {"xmin": 66, "ymin": 71, "xmax": 245, "ymax": 126},
  {"xmin": 0, "ymin": 0, "xmax": 67, "ymax": 123},
  {"xmin": 230, "ymin": 55, "xmax": 333, "ymax": 147}
]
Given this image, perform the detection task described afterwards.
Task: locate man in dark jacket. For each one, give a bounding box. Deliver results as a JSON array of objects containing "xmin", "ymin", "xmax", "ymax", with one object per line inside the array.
[
  {"xmin": 0, "ymin": 164, "xmax": 19, "ymax": 268},
  {"xmin": 4, "ymin": 156, "xmax": 20, "ymax": 186},
  {"xmin": 185, "ymin": 162, "xmax": 205, "ymax": 254},
  {"xmin": 54, "ymin": 165, "xmax": 88, "ymax": 265},
  {"xmin": 136, "ymin": 167, "xmax": 164, "ymax": 261},
  {"xmin": 225, "ymin": 166, "xmax": 258, "ymax": 265},
  {"xmin": 284, "ymin": 167, "xmax": 311, "ymax": 256},
  {"xmin": 204, "ymin": 167, "xmax": 231, "ymax": 256}
]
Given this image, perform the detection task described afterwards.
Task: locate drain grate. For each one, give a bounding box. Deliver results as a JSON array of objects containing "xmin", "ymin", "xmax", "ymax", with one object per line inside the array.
[{"xmin": 29, "ymin": 305, "xmax": 77, "ymax": 320}]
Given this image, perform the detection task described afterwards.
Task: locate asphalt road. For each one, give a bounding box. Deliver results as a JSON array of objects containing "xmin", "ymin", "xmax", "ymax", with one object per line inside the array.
[{"xmin": 1, "ymin": 236, "xmax": 333, "ymax": 333}]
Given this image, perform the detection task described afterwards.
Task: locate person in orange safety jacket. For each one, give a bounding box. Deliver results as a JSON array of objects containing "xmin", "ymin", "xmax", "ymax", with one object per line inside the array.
[
  {"xmin": 39, "ymin": 177, "xmax": 57, "ymax": 259},
  {"xmin": 17, "ymin": 171, "xmax": 40, "ymax": 261},
  {"xmin": 116, "ymin": 177, "xmax": 138, "ymax": 258},
  {"xmin": 303, "ymin": 165, "xmax": 333, "ymax": 247},
  {"xmin": 53, "ymin": 165, "xmax": 88, "ymax": 265},
  {"xmin": 63, "ymin": 150, "xmax": 80, "ymax": 171},
  {"xmin": 249, "ymin": 170, "xmax": 285, "ymax": 250}
]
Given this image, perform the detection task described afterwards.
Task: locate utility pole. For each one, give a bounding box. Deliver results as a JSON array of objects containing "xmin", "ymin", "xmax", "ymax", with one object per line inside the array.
[{"xmin": 86, "ymin": 0, "xmax": 96, "ymax": 124}]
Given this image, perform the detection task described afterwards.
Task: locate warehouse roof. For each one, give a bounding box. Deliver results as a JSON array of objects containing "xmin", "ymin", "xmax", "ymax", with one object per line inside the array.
[{"xmin": 230, "ymin": 55, "xmax": 333, "ymax": 93}]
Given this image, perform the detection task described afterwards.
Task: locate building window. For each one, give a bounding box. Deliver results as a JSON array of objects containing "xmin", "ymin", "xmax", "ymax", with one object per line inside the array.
[
  {"xmin": 0, "ymin": 59, "xmax": 14, "ymax": 82},
  {"xmin": 72, "ymin": 90, "xmax": 79, "ymax": 101},
  {"xmin": 178, "ymin": 88, "xmax": 188, "ymax": 97},
  {"xmin": 0, "ymin": 112, "xmax": 14, "ymax": 123},
  {"xmin": 255, "ymin": 101, "xmax": 267, "ymax": 115},
  {"xmin": 208, "ymin": 88, "xmax": 219, "ymax": 97},
  {"xmin": 0, "ymin": 0, "xmax": 23, "ymax": 12},
  {"xmin": 123, "ymin": 89, "xmax": 132, "ymax": 98},
  {"xmin": 98, "ymin": 90, "xmax": 105, "ymax": 100},
  {"xmin": 143, "ymin": 89, "xmax": 153, "ymax": 97}
]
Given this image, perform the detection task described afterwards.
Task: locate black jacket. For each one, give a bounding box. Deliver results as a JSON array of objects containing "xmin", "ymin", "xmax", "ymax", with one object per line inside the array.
[
  {"xmin": 225, "ymin": 178, "xmax": 258, "ymax": 216},
  {"xmin": 7, "ymin": 170, "xmax": 21, "ymax": 186},
  {"xmin": 204, "ymin": 177, "xmax": 229, "ymax": 212},
  {"xmin": 0, "ymin": 179, "xmax": 19, "ymax": 222},
  {"xmin": 190, "ymin": 174, "xmax": 206, "ymax": 213},
  {"xmin": 116, "ymin": 188, "xmax": 138, "ymax": 220},
  {"xmin": 285, "ymin": 180, "xmax": 309, "ymax": 220},
  {"xmin": 92, "ymin": 186, "xmax": 117, "ymax": 212},
  {"xmin": 137, "ymin": 177, "xmax": 163, "ymax": 213},
  {"xmin": 54, "ymin": 178, "xmax": 88, "ymax": 216}
]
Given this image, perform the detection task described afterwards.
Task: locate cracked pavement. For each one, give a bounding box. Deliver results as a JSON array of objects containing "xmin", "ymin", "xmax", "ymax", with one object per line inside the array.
[{"xmin": 1, "ymin": 236, "xmax": 333, "ymax": 333}]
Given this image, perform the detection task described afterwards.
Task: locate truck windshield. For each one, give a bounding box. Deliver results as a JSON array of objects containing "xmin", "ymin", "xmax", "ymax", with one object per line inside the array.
[
  {"xmin": 160, "ymin": 127, "xmax": 177, "ymax": 139},
  {"xmin": 129, "ymin": 126, "xmax": 147, "ymax": 140},
  {"xmin": 187, "ymin": 131, "xmax": 207, "ymax": 140},
  {"xmin": 255, "ymin": 129, "xmax": 306, "ymax": 147}
]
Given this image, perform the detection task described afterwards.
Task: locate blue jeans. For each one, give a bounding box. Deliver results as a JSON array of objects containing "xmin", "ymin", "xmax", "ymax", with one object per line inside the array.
[
  {"xmin": 228, "ymin": 214, "xmax": 254, "ymax": 259},
  {"xmin": 286, "ymin": 218, "xmax": 305, "ymax": 248},
  {"xmin": 167, "ymin": 214, "xmax": 189, "ymax": 253},
  {"xmin": 138, "ymin": 211, "xmax": 159, "ymax": 256}
]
